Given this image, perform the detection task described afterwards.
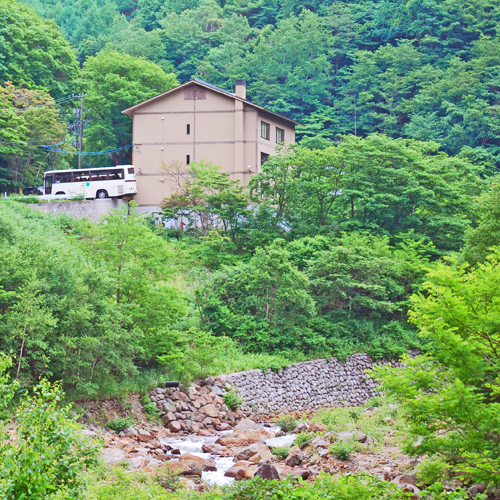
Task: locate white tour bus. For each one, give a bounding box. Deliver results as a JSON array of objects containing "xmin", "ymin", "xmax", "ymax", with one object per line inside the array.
[{"xmin": 43, "ymin": 166, "xmax": 137, "ymax": 199}]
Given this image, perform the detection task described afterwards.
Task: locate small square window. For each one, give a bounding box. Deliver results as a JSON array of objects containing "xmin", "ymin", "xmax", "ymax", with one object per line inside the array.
[
  {"xmin": 186, "ymin": 155, "xmax": 191, "ymax": 165},
  {"xmin": 261, "ymin": 152, "xmax": 270, "ymax": 165},
  {"xmin": 187, "ymin": 124, "xmax": 191, "ymax": 135},
  {"xmin": 261, "ymin": 121, "xmax": 270, "ymax": 140},
  {"xmin": 276, "ymin": 127, "xmax": 285, "ymax": 144}
]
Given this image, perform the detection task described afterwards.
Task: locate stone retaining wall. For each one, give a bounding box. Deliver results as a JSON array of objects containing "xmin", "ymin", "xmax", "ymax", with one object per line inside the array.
[
  {"xmin": 227, "ymin": 353, "xmax": 390, "ymax": 414},
  {"xmin": 150, "ymin": 353, "xmax": 400, "ymax": 434}
]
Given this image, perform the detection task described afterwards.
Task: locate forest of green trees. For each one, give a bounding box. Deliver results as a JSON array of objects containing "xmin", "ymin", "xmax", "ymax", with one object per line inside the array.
[
  {"xmin": 1, "ymin": 0, "xmax": 500, "ymax": 189},
  {"xmin": 2, "ymin": 0, "xmax": 500, "ymax": 496}
]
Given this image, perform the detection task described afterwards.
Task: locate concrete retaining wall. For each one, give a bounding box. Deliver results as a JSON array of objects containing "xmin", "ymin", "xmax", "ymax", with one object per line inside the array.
[{"xmin": 32, "ymin": 199, "xmax": 127, "ymax": 222}]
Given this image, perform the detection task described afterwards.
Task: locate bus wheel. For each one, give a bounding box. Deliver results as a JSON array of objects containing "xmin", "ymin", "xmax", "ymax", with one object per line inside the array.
[
  {"xmin": 96, "ymin": 190, "xmax": 108, "ymax": 199},
  {"xmin": 55, "ymin": 191, "xmax": 65, "ymax": 195}
]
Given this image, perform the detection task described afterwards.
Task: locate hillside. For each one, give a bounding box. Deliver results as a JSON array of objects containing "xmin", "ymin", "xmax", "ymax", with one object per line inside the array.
[{"xmin": 1, "ymin": 0, "xmax": 500, "ymax": 497}]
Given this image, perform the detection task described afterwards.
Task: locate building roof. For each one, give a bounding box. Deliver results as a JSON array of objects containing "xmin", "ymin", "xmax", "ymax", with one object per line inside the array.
[{"xmin": 121, "ymin": 78, "xmax": 300, "ymax": 126}]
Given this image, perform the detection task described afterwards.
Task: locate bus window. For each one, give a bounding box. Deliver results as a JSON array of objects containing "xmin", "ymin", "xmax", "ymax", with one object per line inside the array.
[
  {"xmin": 91, "ymin": 170, "xmax": 106, "ymax": 181},
  {"xmin": 61, "ymin": 172, "xmax": 73, "ymax": 183},
  {"xmin": 127, "ymin": 167, "xmax": 134, "ymax": 175},
  {"xmin": 80, "ymin": 171, "xmax": 90, "ymax": 182},
  {"xmin": 108, "ymin": 169, "xmax": 123, "ymax": 180}
]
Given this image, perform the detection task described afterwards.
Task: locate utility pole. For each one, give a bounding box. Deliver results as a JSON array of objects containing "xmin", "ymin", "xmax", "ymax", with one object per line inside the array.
[{"xmin": 77, "ymin": 95, "xmax": 84, "ymax": 169}]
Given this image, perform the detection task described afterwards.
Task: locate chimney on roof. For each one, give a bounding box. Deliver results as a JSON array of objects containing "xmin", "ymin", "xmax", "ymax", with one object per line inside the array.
[{"xmin": 235, "ymin": 79, "xmax": 246, "ymax": 100}]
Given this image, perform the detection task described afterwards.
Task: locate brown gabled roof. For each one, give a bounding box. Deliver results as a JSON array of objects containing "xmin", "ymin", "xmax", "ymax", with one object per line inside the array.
[{"xmin": 121, "ymin": 78, "xmax": 300, "ymax": 126}]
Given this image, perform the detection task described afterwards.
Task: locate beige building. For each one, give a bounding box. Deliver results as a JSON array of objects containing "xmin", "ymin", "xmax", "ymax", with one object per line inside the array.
[{"xmin": 122, "ymin": 79, "xmax": 297, "ymax": 207}]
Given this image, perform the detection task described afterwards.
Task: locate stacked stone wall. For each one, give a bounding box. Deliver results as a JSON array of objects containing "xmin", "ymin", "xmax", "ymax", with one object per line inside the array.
[
  {"xmin": 227, "ymin": 353, "xmax": 390, "ymax": 414},
  {"xmin": 149, "ymin": 353, "xmax": 400, "ymax": 433}
]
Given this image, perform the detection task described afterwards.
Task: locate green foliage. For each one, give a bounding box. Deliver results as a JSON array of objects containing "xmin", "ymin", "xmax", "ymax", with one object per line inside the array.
[
  {"xmin": 224, "ymin": 473, "xmax": 414, "ymax": 499},
  {"xmin": 416, "ymin": 456, "xmax": 452, "ymax": 487},
  {"xmin": 271, "ymin": 446, "xmax": 290, "ymax": 460},
  {"xmin": 157, "ymin": 328, "xmax": 232, "ymax": 385},
  {"xmin": 142, "ymin": 401, "xmax": 160, "ymax": 416},
  {"xmin": 77, "ymin": 464, "xmax": 192, "ymax": 500},
  {"xmin": 463, "ymin": 181, "xmax": 500, "ymax": 265},
  {"xmin": 195, "ymin": 243, "xmax": 318, "ymax": 353},
  {"xmin": 223, "ymin": 390, "xmax": 243, "ymax": 410},
  {"xmin": 75, "ymin": 203, "xmax": 186, "ymax": 355},
  {"xmin": 295, "ymin": 432, "xmax": 315, "ymax": 448},
  {"xmin": 0, "ymin": 0, "xmax": 78, "ymax": 96},
  {"xmin": 106, "ymin": 417, "xmax": 133, "ymax": 433},
  {"xmin": 0, "ymin": 83, "xmax": 68, "ymax": 193},
  {"xmin": 0, "ymin": 363, "xmax": 99, "ymax": 500},
  {"xmin": 0, "ymin": 202, "xmax": 141, "ymax": 396},
  {"xmin": 275, "ymin": 415, "xmax": 297, "ymax": 433},
  {"xmin": 330, "ymin": 439, "xmax": 356, "ymax": 460},
  {"xmin": 81, "ymin": 50, "xmax": 178, "ymax": 166},
  {"xmin": 374, "ymin": 249, "xmax": 500, "ymax": 485}
]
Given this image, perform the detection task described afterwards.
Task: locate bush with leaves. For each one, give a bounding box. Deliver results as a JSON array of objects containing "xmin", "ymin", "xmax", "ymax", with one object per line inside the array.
[
  {"xmin": 271, "ymin": 446, "xmax": 290, "ymax": 460},
  {"xmin": 275, "ymin": 415, "xmax": 297, "ymax": 433},
  {"xmin": 223, "ymin": 390, "xmax": 243, "ymax": 410},
  {"xmin": 106, "ymin": 417, "xmax": 133, "ymax": 433},
  {"xmin": 374, "ymin": 249, "xmax": 500, "ymax": 486},
  {"xmin": 156, "ymin": 328, "xmax": 232, "ymax": 385},
  {"xmin": 330, "ymin": 439, "xmax": 356, "ymax": 460},
  {"xmin": 0, "ymin": 353, "xmax": 100, "ymax": 500}
]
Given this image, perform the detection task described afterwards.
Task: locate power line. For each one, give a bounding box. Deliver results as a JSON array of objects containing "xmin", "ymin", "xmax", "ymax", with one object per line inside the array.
[
  {"xmin": 0, "ymin": 93, "xmax": 85, "ymax": 113},
  {"xmin": 39, "ymin": 144, "xmax": 134, "ymax": 156}
]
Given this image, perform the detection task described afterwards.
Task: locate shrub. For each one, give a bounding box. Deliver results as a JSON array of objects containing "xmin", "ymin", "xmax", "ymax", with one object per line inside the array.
[
  {"xmin": 223, "ymin": 390, "xmax": 243, "ymax": 410},
  {"xmin": 0, "ymin": 369, "xmax": 100, "ymax": 500},
  {"xmin": 330, "ymin": 439, "xmax": 355, "ymax": 460},
  {"xmin": 225, "ymin": 473, "xmax": 423, "ymax": 499},
  {"xmin": 276, "ymin": 415, "xmax": 297, "ymax": 433},
  {"xmin": 272, "ymin": 446, "xmax": 290, "ymax": 460},
  {"xmin": 143, "ymin": 402, "xmax": 160, "ymax": 416},
  {"xmin": 374, "ymin": 250, "xmax": 500, "ymax": 485},
  {"xmin": 106, "ymin": 417, "xmax": 133, "ymax": 433},
  {"xmin": 295, "ymin": 432, "xmax": 315, "ymax": 448}
]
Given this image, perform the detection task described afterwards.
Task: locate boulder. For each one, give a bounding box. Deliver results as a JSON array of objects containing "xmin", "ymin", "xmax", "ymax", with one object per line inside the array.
[
  {"xmin": 161, "ymin": 412, "xmax": 176, "ymax": 425},
  {"xmin": 203, "ymin": 459, "xmax": 218, "ymax": 472},
  {"xmin": 179, "ymin": 460, "xmax": 203, "ymax": 477},
  {"xmin": 202, "ymin": 442, "xmax": 226, "ymax": 454},
  {"xmin": 128, "ymin": 456, "xmax": 148, "ymax": 470},
  {"xmin": 397, "ymin": 483, "xmax": 421, "ymax": 497},
  {"xmin": 168, "ymin": 421, "xmax": 182, "ymax": 433},
  {"xmin": 248, "ymin": 447, "xmax": 273, "ymax": 463},
  {"xmin": 397, "ymin": 473, "xmax": 417, "ymax": 486},
  {"xmin": 179, "ymin": 453, "xmax": 207, "ymax": 467},
  {"xmin": 115, "ymin": 439, "xmax": 132, "ymax": 450},
  {"xmin": 235, "ymin": 443, "xmax": 270, "ymax": 461},
  {"xmin": 163, "ymin": 403, "xmax": 176, "ymax": 413},
  {"xmin": 285, "ymin": 449, "xmax": 304, "ymax": 467},
  {"xmin": 146, "ymin": 457, "xmax": 164, "ymax": 468},
  {"xmin": 293, "ymin": 422, "xmax": 309, "ymax": 433},
  {"xmin": 122, "ymin": 426, "xmax": 138, "ymax": 438},
  {"xmin": 216, "ymin": 432, "xmax": 250, "ymax": 447},
  {"xmin": 336, "ymin": 431, "xmax": 368, "ymax": 443},
  {"xmin": 239, "ymin": 464, "xmax": 259, "ymax": 480},
  {"xmin": 255, "ymin": 463, "xmax": 280, "ymax": 480},
  {"xmin": 308, "ymin": 422, "xmax": 327, "ymax": 433},
  {"xmin": 101, "ymin": 447, "xmax": 126, "ymax": 465},
  {"xmin": 234, "ymin": 418, "xmax": 260, "ymax": 432},
  {"xmin": 469, "ymin": 484, "xmax": 486, "ymax": 498},
  {"xmin": 137, "ymin": 429, "xmax": 154, "ymax": 442},
  {"xmin": 201, "ymin": 404, "xmax": 220, "ymax": 418},
  {"xmin": 242, "ymin": 427, "xmax": 275, "ymax": 444},
  {"xmin": 265, "ymin": 434, "xmax": 297, "ymax": 448},
  {"xmin": 225, "ymin": 460, "xmax": 255, "ymax": 479},
  {"xmin": 276, "ymin": 465, "xmax": 311, "ymax": 480}
]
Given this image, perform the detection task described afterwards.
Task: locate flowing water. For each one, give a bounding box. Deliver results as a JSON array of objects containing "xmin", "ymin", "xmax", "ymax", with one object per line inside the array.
[
  {"xmin": 159, "ymin": 424, "xmax": 280, "ymax": 486},
  {"xmin": 159, "ymin": 434, "xmax": 235, "ymax": 486}
]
